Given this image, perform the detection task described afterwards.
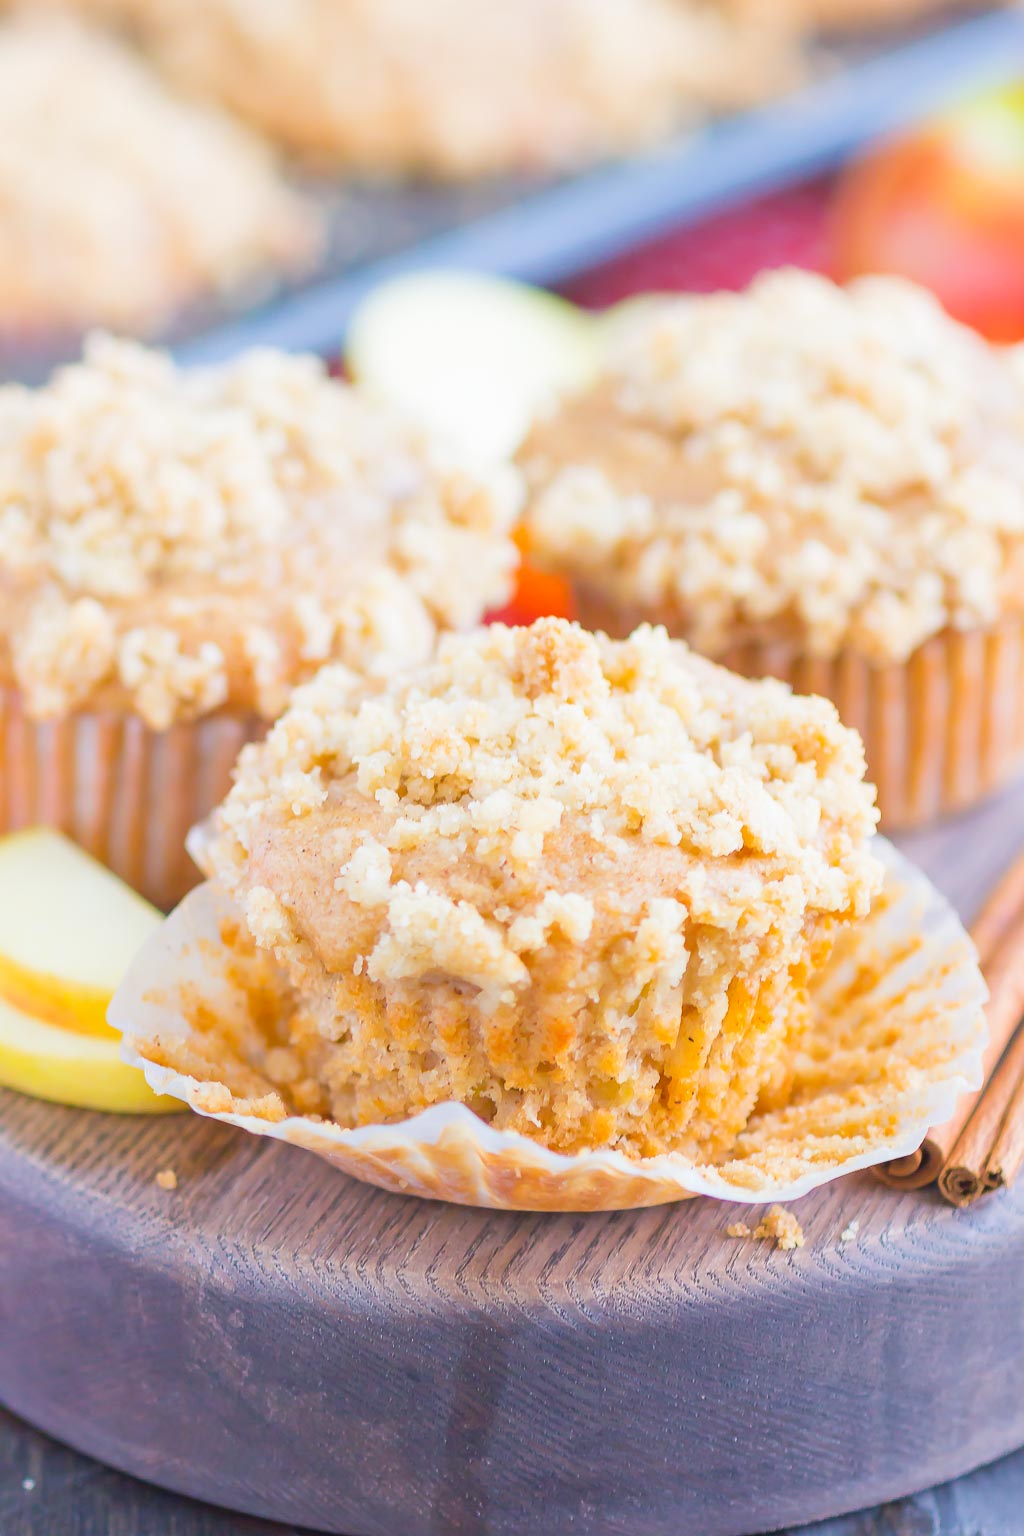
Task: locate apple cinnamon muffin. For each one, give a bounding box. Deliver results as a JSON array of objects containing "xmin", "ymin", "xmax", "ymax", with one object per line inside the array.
[
  {"xmin": 200, "ymin": 618, "xmax": 881, "ymax": 1159},
  {"xmin": 0, "ymin": 336, "xmax": 518, "ymax": 906},
  {"xmin": 0, "ymin": 11, "xmax": 316, "ymax": 338},
  {"xmin": 521, "ymin": 270, "xmax": 1024, "ymax": 827},
  {"xmin": 51, "ymin": 0, "xmax": 798, "ymax": 179}
]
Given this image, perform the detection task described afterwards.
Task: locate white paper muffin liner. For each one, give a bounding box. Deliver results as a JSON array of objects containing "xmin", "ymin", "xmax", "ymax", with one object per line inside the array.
[{"xmin": 110, "ymin": 840, "xmax": 987, "ymax": 1211}]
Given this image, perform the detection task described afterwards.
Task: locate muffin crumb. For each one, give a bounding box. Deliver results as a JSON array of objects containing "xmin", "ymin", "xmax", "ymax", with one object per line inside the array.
[
  {"xmin": 730, "ymin": 1205, "xmax": 804, "ymax": 1250},
  {"xmin": 154, "ymin": 1168, "xmax": 178, "ymax": 1191},
  {"xmin": 755, "ymin": 1205, "xmax": 804, "ymax": 1250},
  {"xmin": 839, "ymin": 1218, "xmax": 860, "ymax": 1245}
]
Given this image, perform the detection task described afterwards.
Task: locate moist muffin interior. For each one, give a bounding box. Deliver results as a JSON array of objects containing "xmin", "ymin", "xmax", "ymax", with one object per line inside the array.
[
  {"xmin": 521, "ymin": 270, "xmax": 1024, "ymax": 665},
  {"xmin": 202, "ymin": 619, "xmax": 882, "ymax": 1159}
]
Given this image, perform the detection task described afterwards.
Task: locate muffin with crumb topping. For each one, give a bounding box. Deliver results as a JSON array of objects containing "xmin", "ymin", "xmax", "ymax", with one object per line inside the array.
[
  {"xmin": 36, "ymin": 0, "xmax": 799, "ymax": 180},
  {"xmin": 0, "ymin": 336, "xmax": 519, "ymax": 907},
  {"xmin": 521, "ymin": 269, "xmax": 1024, "ymax": 827},
  {"xmin": 0, "ymin": 11, "xmax": 317, "ymax": 342},
  {"xmin": 200, "ymin": 618, "xmax": 881, "ymax": 1158}
]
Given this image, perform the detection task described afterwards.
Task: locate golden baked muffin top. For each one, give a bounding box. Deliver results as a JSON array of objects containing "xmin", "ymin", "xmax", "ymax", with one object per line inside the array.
[
  {"xmin": 523, "ymin": 270, "xmax": 1024, "ymax": 664},
  {"xmin": 50, "ymin": 0, "xmax": 798, "ymax": 178},
  {"xmin": 203, "ymin": 620, "xmax": 881, "ymax": 1155},
  {"xmin": 0, "ymin": 12, "xmax": 315, "ymax": 334},
  {"xmin": 0, "ymin": 337, "xmax": 519, "ymax": 727}
]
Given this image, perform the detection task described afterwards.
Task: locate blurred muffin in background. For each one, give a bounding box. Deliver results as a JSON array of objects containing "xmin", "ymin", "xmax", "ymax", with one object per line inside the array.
[
  {"xmin": 521, "ymin": 269, "xmax": 1024, "ymax": 829},
  {"xmin": 41, "ymin": 0, "xmax": 800, "ymax": 179},
  {"xmin": 0, "ymin": 337, "xmax": 519, "ymax": 907},
  {"xmin": 0, "ymin": 11, "xmax": 317, "ymax": 338}
]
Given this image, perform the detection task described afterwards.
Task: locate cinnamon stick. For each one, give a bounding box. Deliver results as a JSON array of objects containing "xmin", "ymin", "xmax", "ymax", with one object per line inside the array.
[
  {"xmin": 875, "ymin": 845, "xmax": 1024, "ymax": 1193},
  {"xmin": 984, "ymin": 1068, "xmax": 1024, "ymax": 1192},
  {"xmin": 968, "ymin": 849, "xmax": 1024, "ymax": 964},
  {"xmin": 939, "ymin": 1012, "xmax": 1024, "ymax": 1205}
]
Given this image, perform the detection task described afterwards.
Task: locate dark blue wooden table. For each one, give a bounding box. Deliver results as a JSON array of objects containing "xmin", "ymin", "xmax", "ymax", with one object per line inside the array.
[{"xmin": 2, "ymin": 1404, "xmax": 1021, "ymax": 1535}]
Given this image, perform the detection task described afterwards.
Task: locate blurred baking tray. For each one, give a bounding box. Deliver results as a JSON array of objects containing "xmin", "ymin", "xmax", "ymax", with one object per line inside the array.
[
  {"xmin": 174, "ymin": 6, "xmax": 1024, "ymax": 367},
  {"xmin": 10, "ymin": 7, "xmax": 1024, "ymax": 379}
]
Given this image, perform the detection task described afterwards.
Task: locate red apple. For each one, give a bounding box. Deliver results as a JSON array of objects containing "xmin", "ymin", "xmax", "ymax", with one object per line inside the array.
[
  {"xmin": 832, "ymin": 85, "xmax": 1024, "ymax": 342},
  {"xmin": 487, "ymin": 530, "xmax": 577, "ymax": 628}
]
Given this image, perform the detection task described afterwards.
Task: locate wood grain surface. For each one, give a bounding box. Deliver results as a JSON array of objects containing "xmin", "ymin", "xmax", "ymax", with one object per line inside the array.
[
  {"xmin": 5, "ymin": 1402, "xmax": 1024, "ymax": 1536},
  {"xmin": 1, "ymin": 781, "xmax": 1023, "ymax": 1536}
]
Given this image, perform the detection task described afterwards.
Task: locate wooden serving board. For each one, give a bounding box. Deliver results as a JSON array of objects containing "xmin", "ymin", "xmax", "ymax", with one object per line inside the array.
[{"xmin": 1, "ymin": 785, "xmax": 1024, "ymax": 1536}]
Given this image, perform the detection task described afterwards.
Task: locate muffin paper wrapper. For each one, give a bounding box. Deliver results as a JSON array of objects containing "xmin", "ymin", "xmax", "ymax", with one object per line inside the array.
[
  {"xmin": 110, "ymin": 839, "xmax": 987, "ymax": 1212},
  {"xmin": 574, "ymin": 586, "xmax": 1024, "ymax": 832},
  {"xmin": 0, "ymin": 688, "xmax": 263, "ymax": 910}
]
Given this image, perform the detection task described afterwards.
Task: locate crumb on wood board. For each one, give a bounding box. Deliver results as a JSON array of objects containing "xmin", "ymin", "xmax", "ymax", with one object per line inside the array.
[{"xmin": 727, "ymin": 1204, "xmax": 805, "ymax": 1251}]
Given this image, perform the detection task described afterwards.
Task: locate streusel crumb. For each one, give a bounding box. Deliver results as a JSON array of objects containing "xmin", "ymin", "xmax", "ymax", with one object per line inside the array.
[
  {"xmin": 203, "ymin": 618, "xmax": 881, "ymax": 1158},
  {"xmin": 523, "ymin": 270, "xmax": 1024, "ymax": 664},
  {"xmin": 755, "ymin": 1205, "xmax": 804, "ymax": 1250},
  {"xmin": 0, "ymin": 12, "xmax": 317, "ymax": 333},
  {"xmin": 0, "ymin": 336, "xmax": 519, "ymax": 726},
  {"xmin": 729, "ymin": 1206, "xmax": 803, "ymax": 1249}
]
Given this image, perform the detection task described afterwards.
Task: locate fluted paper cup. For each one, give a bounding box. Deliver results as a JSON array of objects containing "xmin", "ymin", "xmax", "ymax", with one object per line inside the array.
[
  {"xmin": 0, "ymin": 687, "xmax": 263, "ymax": 910},
  {"xmin": 109, "ymin": 840, "xmax": 987, "ymax": 1212}
]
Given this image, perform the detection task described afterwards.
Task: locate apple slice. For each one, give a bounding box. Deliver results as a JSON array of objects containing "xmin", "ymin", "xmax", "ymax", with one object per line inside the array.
[
  {"xmin": 598, "ymin": 292, "xmax": 680, "ymax": 351},
  {"xmin": 0, "ymin": 995, "xmax": 180, "ymax": 1114},
  {"xmin": 0, "ymin": 830, "xmax": 181, "ymax": 1112},
  {"xmin": 0, "ymin": 828, "xmax": 161, "ymax": 1036},
  {"xmin": 346, "ymin": 270, "xmax": 601, "ymax": 462}
]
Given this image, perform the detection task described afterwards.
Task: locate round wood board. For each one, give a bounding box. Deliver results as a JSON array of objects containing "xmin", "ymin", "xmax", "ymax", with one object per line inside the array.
[{"xmin": 2, "ymin": 785, "xmax": 1024, "ymax": 1536}]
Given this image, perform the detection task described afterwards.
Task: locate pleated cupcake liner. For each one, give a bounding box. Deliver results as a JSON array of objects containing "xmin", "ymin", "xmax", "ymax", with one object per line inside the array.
[
  {"xmin": 110, "ymin": 840, "xmax": 987, "ymax": 1212},
  {"xmin": 0, "ymin": 687, "xmax": 263, "ymax": 910}
]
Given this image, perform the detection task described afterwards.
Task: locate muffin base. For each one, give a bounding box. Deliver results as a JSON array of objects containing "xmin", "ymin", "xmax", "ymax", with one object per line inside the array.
[
  {"xmin": 111, "ymin": 838, "xmax": 986, "ymax": 1209},
  {"xmin": 574, "ymin": 585, "xmax": 1024, "ymax": 830},
  {"xmin": 0, "ymin": 688, "xmax": 262, "ymax": 910}
]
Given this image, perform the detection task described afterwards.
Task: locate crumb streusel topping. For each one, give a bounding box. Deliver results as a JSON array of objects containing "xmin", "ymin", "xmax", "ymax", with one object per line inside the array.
[
  {"xmin": 204, "ymin": 618, "xmax": 881, "ymax": 1157},
  {"xmin": 0, "ymin": 336, "xmax": 519, "ymax": 727},
  {"xmin": 54, "ymin": 0, "xmax": 799, "ymax": 178},
  {"xmin": 0, "ymin": 12, "xmax": 316, "ymax": 333},
  {"xmin": 523, "ymin": 270, "xmax": 1024, "ymax": 664}
]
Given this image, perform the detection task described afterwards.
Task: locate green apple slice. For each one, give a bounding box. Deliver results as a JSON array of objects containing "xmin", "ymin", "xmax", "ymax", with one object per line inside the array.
[
  {"xmin": 0, "ymin": 996, "xmax": 181, "ymax": 1114},
  {"xmin": 0, "ymin": 829, "xmax": 161, "ymax": 1036},
  {"xmin": 597, "ymin": 291, "xmax": 681, "ymax": 352},
  {"xmin": 346, "ymin": 270, "xmax": 601, "ymax": 463}
]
